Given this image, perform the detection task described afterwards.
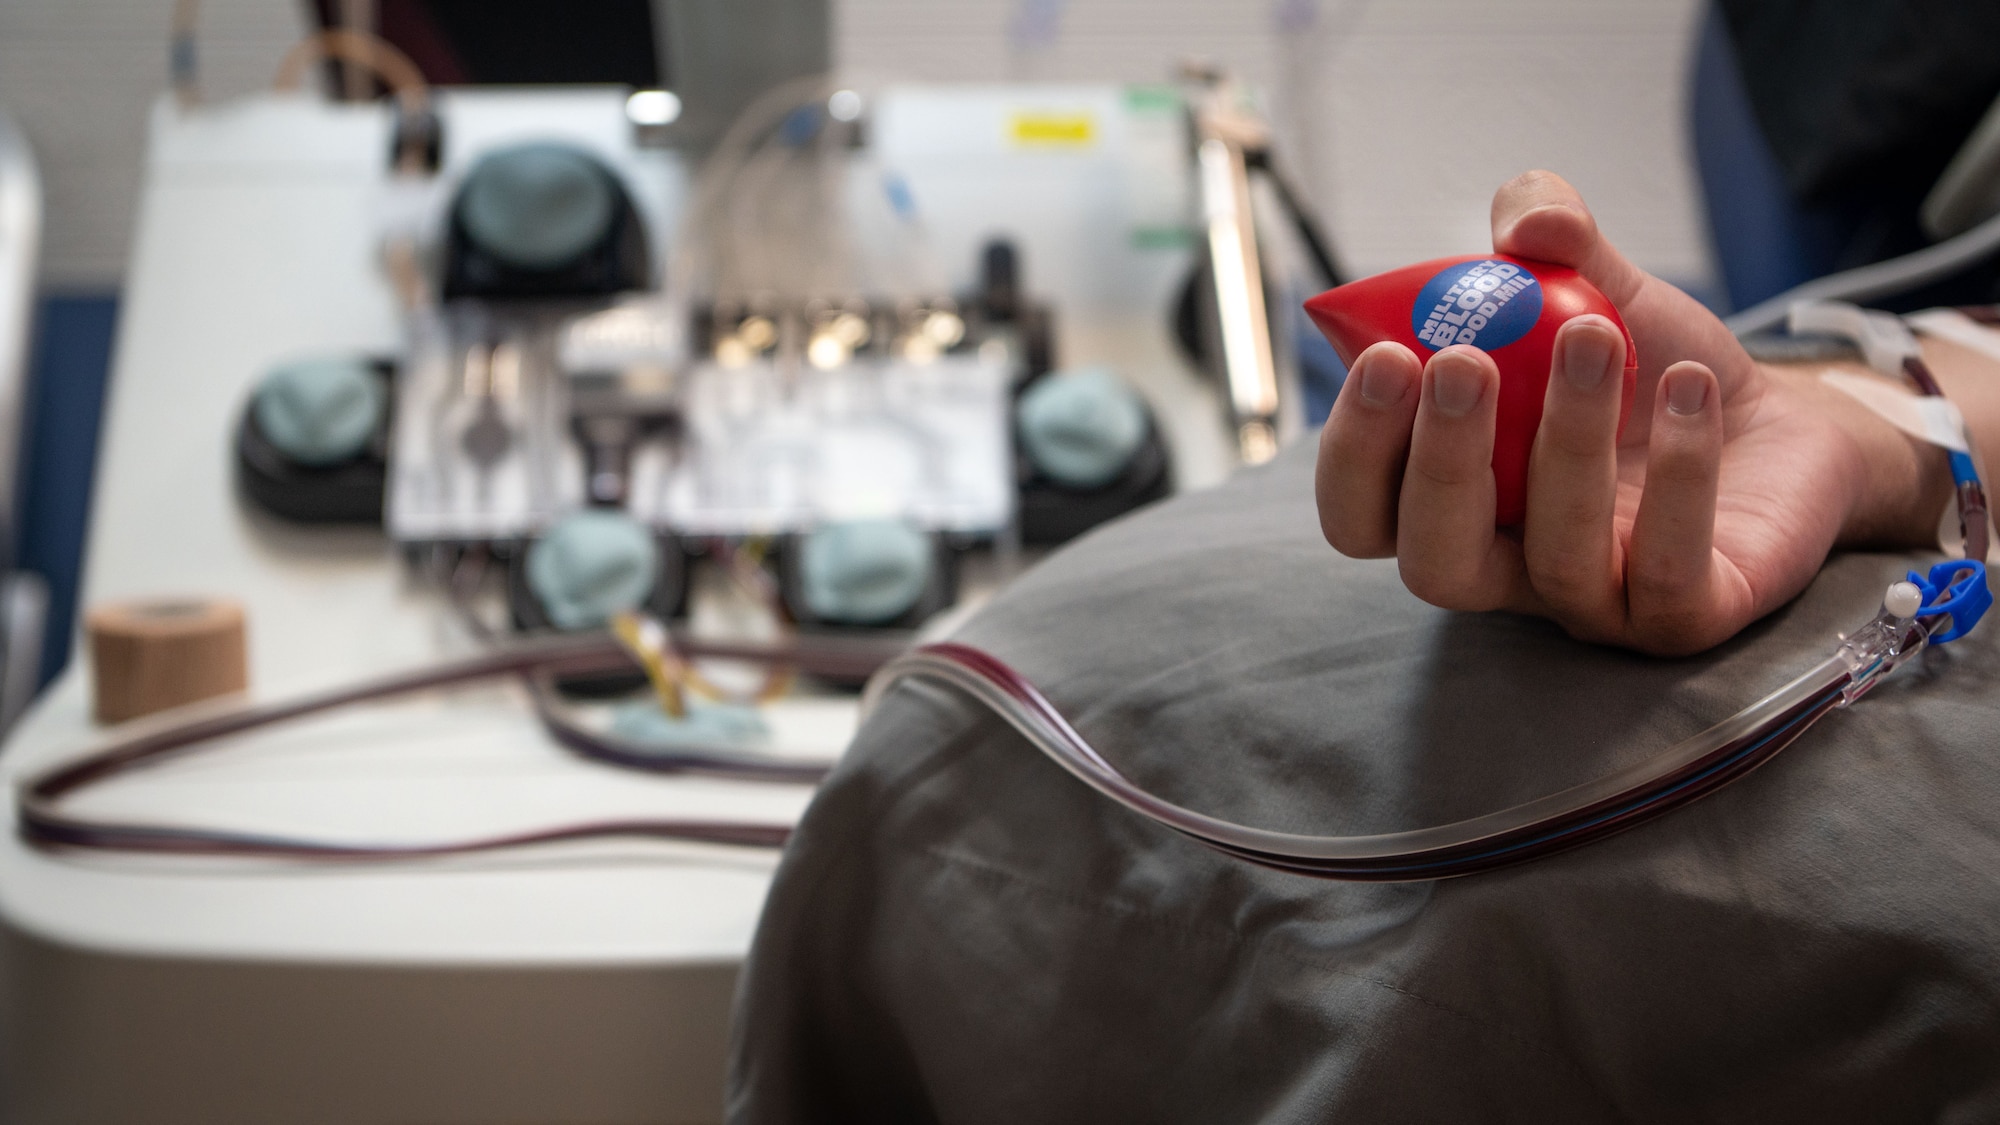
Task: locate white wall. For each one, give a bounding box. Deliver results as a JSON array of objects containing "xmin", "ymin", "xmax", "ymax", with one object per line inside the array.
[
  {"xmin": 0, "ymin": 0, "xmax": 1713, "ymax": 291},
  {"xmin": 837, "ymin": 0, "xmax": 1714, "ymax": 287},
  {"xmin": 0, "ymin": 0, "xmax": 306, "ymax": 289}
]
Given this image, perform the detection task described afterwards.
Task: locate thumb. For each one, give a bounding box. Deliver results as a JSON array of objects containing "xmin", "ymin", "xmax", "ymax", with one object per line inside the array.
[
  {"xmin": 1491, "ymin": 170, "xmax": 1759, "ymax": 405},
  {"xmin": 1489, "ymin": 170, "xmax": 1648, "ymax": 309}
]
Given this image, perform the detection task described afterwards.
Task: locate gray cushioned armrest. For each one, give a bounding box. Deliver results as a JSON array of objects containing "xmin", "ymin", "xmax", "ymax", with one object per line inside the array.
[{"xmin": 731, "ymin": 443, "xmax": 2000, "ymax": 1123}]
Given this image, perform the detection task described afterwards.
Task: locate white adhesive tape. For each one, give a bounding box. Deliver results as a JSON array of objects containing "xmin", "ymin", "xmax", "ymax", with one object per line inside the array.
[
  {"xmin": 1906, "ymin": 307, "xmax": 2000, "ymax": 365},
  {"xmin": 1820, "ymin": 369, "xmax": 1972, "ymax": 453}
]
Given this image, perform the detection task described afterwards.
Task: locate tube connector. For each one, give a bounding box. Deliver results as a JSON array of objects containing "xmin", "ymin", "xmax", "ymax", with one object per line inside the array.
[
  {"xmin": 1835, "ymin": 609, "xmax": 1927, "ymax": 706},
  {"xmin": 1907, "ymin": 559, "xmax": 1991, "ymax": 643},
  {"xmin": 1884, "ymin": 580, "xmax": 1925, "ymax": 620}
]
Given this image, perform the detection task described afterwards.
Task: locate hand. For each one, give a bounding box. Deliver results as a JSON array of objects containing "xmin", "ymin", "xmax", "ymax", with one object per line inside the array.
[{"xmin": 1314, "ymin": 171, "xmax": 1948, "ymax": 655}]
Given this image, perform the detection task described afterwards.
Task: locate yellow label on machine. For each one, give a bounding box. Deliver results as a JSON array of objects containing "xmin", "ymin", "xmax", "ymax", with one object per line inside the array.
[{"xmin": 1008, "ymin": 112, "xmax": 1097, "ymax": 148}]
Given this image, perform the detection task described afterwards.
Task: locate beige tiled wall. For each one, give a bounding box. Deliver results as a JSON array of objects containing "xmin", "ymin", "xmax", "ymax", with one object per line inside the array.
[{"xmin": 0, "ymin": 0, "xmax": 1713, "ymax": 291}]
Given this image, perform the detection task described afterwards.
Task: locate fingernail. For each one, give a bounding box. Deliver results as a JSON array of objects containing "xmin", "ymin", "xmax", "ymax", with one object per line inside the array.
[
  {"xmin": 1561, "ymin": 323, "xmax": 1615, "ymax": 392},
  {"xmin": 1356, "ymin": 352, "xmax": 1406, "ymax": 408},
  {"xmin": 1665, "ymin": 366, "xmax": 1709, "ymax": 416},
  {"xmin": 1429, "ymin": 352, "xmax": 1486, "ymax": 418}
]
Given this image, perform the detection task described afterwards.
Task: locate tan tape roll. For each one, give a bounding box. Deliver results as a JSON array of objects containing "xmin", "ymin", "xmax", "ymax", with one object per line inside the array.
[{"xmin": 87, "ymin": 599, "xmax": 247, "ymax": 724}]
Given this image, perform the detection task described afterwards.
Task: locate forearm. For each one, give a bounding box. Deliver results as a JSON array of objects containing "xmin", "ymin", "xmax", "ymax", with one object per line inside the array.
[
  {"xmin": 1919, "ymin": 333, "xmax": 2000, "ymax": 469},
  {"xmin": 1784, "ymin": 331, "xmax": 2000, "ymax": 552}
]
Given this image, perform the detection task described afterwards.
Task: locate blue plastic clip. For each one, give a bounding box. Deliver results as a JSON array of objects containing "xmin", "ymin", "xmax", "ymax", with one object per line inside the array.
[{"xmin": 1907, "ymin": 560, "xmax": 1991, "ymax": 643}]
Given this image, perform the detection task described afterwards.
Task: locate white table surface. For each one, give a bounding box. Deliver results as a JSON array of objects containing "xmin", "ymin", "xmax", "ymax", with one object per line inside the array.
[
  {"xmin": 0, "ymin": 90, "xmax": 826, "ymax": 967},
  {"xmin": 0, "ymin": 85, "xmax": 1230, "ymax": 969}
]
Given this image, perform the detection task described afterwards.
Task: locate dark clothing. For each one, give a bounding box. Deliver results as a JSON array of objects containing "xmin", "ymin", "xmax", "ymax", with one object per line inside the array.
[
  {"xmin": 1718, "ymin": 0, "xmax": 2000, "ymax": 299},
  {"xmin": 1722, "ymin": 0, "xmax": 2000, "ymax": 207}
]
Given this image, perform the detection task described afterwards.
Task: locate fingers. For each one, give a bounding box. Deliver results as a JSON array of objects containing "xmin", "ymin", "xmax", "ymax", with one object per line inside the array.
[
  {"xmin": 1489, "ymin": 170, "xmax": 1647, "ymax": 308},
  {"xmin": 1318, "ymin": 343, "xmax": 1422, "ymax": 556},
  {"xmin": 1522, "ymin": 316, "xmax": 1628, "ymax": 635},
  {"xmin": 1395, "ymin": 348, "xmax": 1527, "ymax": 611},
  {"xmin": 1625, "ymin": 361, "xmax": 1730, "ymax": 654}
]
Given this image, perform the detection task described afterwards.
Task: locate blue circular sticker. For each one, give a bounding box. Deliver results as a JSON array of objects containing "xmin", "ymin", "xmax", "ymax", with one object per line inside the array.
[{"xmin": 1409, "ymin": 260, "xmax": 1543, "ymax": 352}]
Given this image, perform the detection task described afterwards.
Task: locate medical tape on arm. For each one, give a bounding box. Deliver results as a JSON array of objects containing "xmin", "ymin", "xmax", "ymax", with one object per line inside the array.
[
  {"xmin": 1907, "ymin": 307, "xmax": 2000, "ymax": 365},
  {"xmin": 1820, "ymin": 369, "xmax": 1994, "ymax": 560},
  {"xmin": 1805, "ymin": 306, "xmax": 1996, "ymax": 560},
  {"xmin": 1819, "ymin": 369, "xmax": 1971, "ymax": 452},
  {"xmin": 1905, "ymin": 309, "xmax": 2000, "ymax": 559}
]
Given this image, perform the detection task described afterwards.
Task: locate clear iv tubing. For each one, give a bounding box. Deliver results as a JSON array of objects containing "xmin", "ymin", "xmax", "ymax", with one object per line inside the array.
[
  {"xmin": 863, "ymin": 605, "xmax": 1934, "ymax": 881},
  {"xmin": 15, "ymin": 565, "xmax": 1980, "ymax": 875},
  {"xmin": 11, "ymin": 342, "xmax": 1989, "ymax": 877},
  {"xmin": 847, "ymin": 347, "xmax": 1989, "ymax": 880}
]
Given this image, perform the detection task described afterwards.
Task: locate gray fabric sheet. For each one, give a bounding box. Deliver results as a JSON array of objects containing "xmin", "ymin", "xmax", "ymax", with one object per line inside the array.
[{"xmin": 729, "ymin": 442, "xmax": 2000, "ymax": 1123}]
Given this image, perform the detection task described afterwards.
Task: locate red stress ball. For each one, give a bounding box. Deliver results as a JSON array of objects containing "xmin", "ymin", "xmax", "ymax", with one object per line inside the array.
[{"xmin": 1304, "ymin": 254, "xmax": 1637, "ymax": 526}]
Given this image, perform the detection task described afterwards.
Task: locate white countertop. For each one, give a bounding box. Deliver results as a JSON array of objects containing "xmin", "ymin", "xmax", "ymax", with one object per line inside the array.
[
  {"xmin": 0, "ymin": 85, "xmax": 1229, "ymax": 967},
  {"xmin": 0, "ymin": 90, "xmax": 822, "ymax": 966}
]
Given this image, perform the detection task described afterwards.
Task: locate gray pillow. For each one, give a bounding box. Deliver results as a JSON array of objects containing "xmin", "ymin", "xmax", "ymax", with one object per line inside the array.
[{"xmin": 731, "ymin": 442, "xmax": 2000, "ymax": 1122}]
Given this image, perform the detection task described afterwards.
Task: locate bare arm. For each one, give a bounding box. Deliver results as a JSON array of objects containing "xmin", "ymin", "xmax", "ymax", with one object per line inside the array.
[{"xmin": 1316, "ymin": 170, "xmax": 1999, "ymax": 656}]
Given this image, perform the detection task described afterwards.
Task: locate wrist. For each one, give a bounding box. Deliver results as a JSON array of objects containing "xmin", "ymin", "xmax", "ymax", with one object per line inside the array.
[{"xmin": 1760, "ymin": 360, "xmax": 1953, "ymax": 550}]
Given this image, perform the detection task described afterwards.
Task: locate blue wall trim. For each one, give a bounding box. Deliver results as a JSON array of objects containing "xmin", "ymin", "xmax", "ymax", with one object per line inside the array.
[{"xmin": 20, "ymin": 292, "xmax": 118, "ymax": 686}]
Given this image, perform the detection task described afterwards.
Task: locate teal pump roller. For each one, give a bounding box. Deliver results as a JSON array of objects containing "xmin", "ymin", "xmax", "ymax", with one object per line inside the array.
[
  {"xmin": 456, "ymin": 143, "xmax": 618, "ymax": 270},
  {"xmin": 251, "ymin": 356, "xmax": 384, "ymax": 467},
  {"xmin": 799, "ymin": 519, "xmax": 934, "ymax": 625},
  {"xmin": 1016, "ymin": 367, "xmax": 1148, "ymax": 488},
  {"xmin": 526, "ymin": 511, "xmax": 659, "ymax": 630}
]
